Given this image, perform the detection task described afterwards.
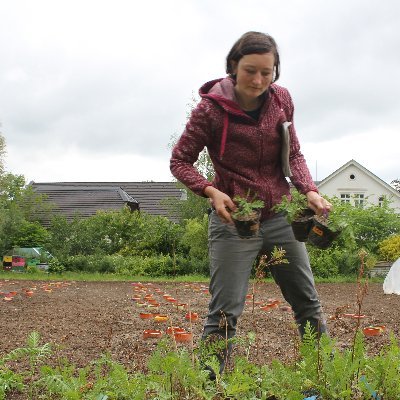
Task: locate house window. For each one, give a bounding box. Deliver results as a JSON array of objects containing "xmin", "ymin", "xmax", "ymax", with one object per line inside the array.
[
  {"xmin": 349, "ymin": 174, "xmax": 356, "ymax": 180},
  {"xmin": 378, "ymin": 196, "xmax": 385, "ymax": 207},
  {"xmin": 354, "ymin": 194, "xmax": 365, "ymax": 208},
  {"xmin": 340, "ymin": 193, "xmax": 351, "ymax": 204}
]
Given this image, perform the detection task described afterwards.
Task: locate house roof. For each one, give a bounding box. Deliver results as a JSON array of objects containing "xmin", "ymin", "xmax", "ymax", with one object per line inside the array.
[
  {"xmin": 317, "ymin": 159, "xmax": 400, "ymax": 199},
  {"xmin": 30, "ymin": 181, "xmax": 183, "ymax": 224}
]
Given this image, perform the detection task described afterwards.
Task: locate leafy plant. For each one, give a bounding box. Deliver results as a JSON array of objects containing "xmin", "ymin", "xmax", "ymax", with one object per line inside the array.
[
  {"xmin": 47, "ymin": 257, "xmax": 66, "ymax": 274},
  {"xmin": 273, "ymin": 189, "xmax": 309, "ymax": 223},
  {"xmin": 314, "ymin": 203, "xmax": 348, "ymax": 233},
  {"xmin": 0, "ymin": 368, "xmax": 23, "ymax": 400},
  {"xmin": 231, "ymin": 191, "xmax": 264, "ymax": 219},
  {"xmin": 0, "ymin": 332, "xmax": 52, "ymax": 399}
]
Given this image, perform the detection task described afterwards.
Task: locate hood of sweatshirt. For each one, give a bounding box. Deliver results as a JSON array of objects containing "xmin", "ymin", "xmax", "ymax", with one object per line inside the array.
[
  {"xmin": 199, "ymin": 76, "xmax": 283, "ymax": 114},
  {"xmin": 199, "ymin": 77, "xmax": 248, "ymax": 117},
  {"xmin": 198, "ymin": 77, "xmax": 284, "ymax": 159}
]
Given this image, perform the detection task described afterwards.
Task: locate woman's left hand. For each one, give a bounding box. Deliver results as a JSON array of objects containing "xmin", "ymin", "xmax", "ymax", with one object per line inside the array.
[{"xmin": 306, "ymin": 191, "xmax": 332, "ymax": 216}]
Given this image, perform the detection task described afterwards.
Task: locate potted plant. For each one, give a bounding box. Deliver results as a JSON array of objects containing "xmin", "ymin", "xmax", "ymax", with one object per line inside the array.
[
  {"xmin": 273, "ymin": 190, "xmax": 314, "ymax": 242},
  {"xmin": 308, "ymin": 205, "xmax": 346, "ymax": 249},
  {"xmin": 231, "ymin": 191, "xmax": 265, "ymax": 239}
]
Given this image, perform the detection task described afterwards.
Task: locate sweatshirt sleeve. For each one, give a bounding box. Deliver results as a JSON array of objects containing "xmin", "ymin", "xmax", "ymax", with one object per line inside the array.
[
  {"xmin": 285, "ymin": 91, "xmax": 319, "ymax": 195},
  {"xmin": 170, "ymin": 99, "xmax": 214, "ymax": 197}
]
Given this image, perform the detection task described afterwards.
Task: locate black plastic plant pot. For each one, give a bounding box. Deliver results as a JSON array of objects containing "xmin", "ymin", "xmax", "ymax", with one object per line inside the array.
[
  {"xmin": 308, "ymin": 216, "xmax": 339, "ymax": 249},
  {"xmin": 291, "ymin": 208, "xmax": 315, "ymax": 242},
  {"xmin": 232, "ymin": 211, "xmax": 261, "ymax": 239}
]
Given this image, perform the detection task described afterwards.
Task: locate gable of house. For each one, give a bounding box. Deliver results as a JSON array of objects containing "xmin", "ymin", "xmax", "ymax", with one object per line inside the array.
[{"xmin": 317, "ymin": 160, "xmax": 400, "ymax": 211}]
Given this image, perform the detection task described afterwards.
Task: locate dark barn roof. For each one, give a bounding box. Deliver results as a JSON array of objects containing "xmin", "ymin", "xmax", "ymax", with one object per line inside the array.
[{"xmin": 30, "ymin": 181, "xmax": 184, "ymax": 224}]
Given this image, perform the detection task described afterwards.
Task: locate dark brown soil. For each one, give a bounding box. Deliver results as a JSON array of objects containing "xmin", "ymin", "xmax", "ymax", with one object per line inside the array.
[{"xmin": 1, "ymin": 278, "xmax": 400, "ymax": 375}]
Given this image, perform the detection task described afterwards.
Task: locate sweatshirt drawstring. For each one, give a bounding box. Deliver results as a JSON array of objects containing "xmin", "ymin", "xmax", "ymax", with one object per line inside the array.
[{"xmin": 219, "ymin": 111, "xmax": 229, "ymax": 159}]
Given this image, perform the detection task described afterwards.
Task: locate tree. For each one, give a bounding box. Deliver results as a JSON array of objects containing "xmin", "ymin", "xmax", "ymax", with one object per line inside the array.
[
  {"xmin": 0, "ymin": 136, "xmax": 54, "ymax": 253},
  {"xmin": 0, "ymin": 132, "xmax": 5, "ymax": 176},
  {"xmin": 11, "ymin": 220, "xmax": 50, "ymax": 248}
]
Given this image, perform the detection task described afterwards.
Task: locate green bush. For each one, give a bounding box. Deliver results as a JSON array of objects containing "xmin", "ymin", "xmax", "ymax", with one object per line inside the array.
[
  {"xmin": 183, "ymin": 256, "xmax": 209, "ymax": 275},
  {"xmin": 378, "ymin": 234, "xmax": 400, "ymax": 261},
  {"xmin": 26, "ymin": 265, "xmax": 40, "ymax": 274},
  {"xmin": 63, "ymin": 254, "xmax": 206, "ymax": 277},
  {"xmin": 349, "ymin": 198, "xmax": 400, "ymax": 253},
  {"xmin": 140, "ymin": 254, "xmax": 198, "ymax": 277},
  {"xmin": 307, "ymin": 246, "xmax": 340, "ymax": 277},
  {"xmin": 64, "ymin": 255, "xmax": 115, "ymax": 273},
  {"xmin": 180, "ymin": 215, "xmax": 209, "ymax": 261},
  {"xmin": 64, "ymin": 255, "xmax": 90, "ymax": 271},
  {"xmin": 113, "ymin": 255, "xmax": 146, "ymax": 275},
  {"xmin": 47, "ymin": 257, "xmax": 65, "ymax": 274}
]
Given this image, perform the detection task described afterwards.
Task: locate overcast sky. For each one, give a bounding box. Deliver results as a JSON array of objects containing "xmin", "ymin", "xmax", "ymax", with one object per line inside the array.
[{"xmin": 1, "ymin": 0, "xmax": 399, "ymax": 186}]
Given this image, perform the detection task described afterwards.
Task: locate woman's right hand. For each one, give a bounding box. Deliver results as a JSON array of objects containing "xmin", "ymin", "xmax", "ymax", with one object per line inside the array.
[{"xmin": 204, "ymin": 186, "xmax": 236, "ymax": 224}]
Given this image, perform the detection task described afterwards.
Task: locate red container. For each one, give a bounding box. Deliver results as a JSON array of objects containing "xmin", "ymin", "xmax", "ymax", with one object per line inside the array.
[
  {"xmin": 352, "ymin": 314, "xmax": 366, "ymax": 319},
  {"xmin": 260, "ymin": 303, "xmax": 278, "ymax": 311},
  {"xmin": 363, "ymin": 327, "xmax": 382, "ymax": 337},
  {"xmin": 166, "ymin": 297, "xmax": 177, "ymax": 303},
  {"xmin": 174, "ymin": 332, "xmax": 193, "ymax": 343},
  {"xmin": 139, "ymin": 312, "xmax": 154, "ymax": 319},
  {"xmin": 143, "ymin": 329, "xmax": 162, "ymax": 339},
  {"xmin": 166, "ymin": 326, "xmax": 184, "ymax": 335},
  {"xmin": 185, "ymin": 312, "xmax": 199, "ymax": 322}
]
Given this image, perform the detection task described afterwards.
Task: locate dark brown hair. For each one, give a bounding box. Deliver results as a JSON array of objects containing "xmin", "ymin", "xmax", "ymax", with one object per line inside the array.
[{"xmin": 226, "ymin": 31, "xmax": 280, "ymax": 82}]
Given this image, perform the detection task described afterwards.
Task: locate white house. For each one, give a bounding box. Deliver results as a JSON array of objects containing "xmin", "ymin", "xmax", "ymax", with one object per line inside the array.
[{"xmin": 317, "ymin": 159, "xmax": 400, "ymax": 212}]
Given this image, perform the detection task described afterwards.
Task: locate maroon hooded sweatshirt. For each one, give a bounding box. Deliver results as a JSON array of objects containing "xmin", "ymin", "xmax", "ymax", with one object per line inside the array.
[{"xmin": 170, "ymin": 77, "xmax": 318, "ymax": 220}]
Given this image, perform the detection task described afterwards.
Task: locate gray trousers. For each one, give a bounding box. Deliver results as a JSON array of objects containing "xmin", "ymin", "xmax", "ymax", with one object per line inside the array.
[{"xmin": 202, "ymin": 211, "xmax": 327, "ymax": 340}]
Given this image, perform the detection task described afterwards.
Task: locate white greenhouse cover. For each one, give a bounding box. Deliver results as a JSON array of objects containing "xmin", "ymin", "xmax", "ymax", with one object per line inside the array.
[{"xmin": 383, "ymin": 257, "xmax": 400, "ymax": 295}]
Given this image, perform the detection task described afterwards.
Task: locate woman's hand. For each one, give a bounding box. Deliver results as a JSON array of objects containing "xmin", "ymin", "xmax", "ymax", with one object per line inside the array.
[
  {"xmin": 306, "ymin": 191, "xmax": 332, "ymax": 216},
  {"xmin": 204, "ymin": 186, "xmax": 236, "ymax": 223}
]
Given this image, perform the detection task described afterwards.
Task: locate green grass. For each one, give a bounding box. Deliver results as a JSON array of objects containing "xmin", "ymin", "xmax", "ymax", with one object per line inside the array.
[
  {"xmin": 0, "ymin": 270, "xmax": 384, "ymax": 284},
  {"xmin": 0, "ymin": 270, "xmax": 210, "ymax": 283}
]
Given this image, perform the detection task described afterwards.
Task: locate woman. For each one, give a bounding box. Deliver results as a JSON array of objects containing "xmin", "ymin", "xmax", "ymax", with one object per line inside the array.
[{"xmin": 170, "ymin": 31, "xmax": 330, "ymax": 375}]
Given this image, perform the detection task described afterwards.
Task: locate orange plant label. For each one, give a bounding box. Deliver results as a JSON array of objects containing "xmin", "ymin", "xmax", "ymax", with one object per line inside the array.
[{"xmin": 312, "ymin": 226, "xmax": 324, "ymax": 236}]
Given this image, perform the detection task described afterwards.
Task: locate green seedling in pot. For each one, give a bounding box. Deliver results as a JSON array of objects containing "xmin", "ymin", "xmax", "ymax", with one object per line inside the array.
[
  {"xmin": 313, "ymin": 198, "xmax": 347, "ymax": 233},
  {"xmin": 231, "ymin": 191, "xmax": 264, "ymax": 239},
  {"xmin": 273, "ymin": 190, "xmax": 314, "ymax": 242},
  {"xmin": 231, "ymin": 195, "xmax": 265, "ymax": 220},
  {"xmin": 308, "ymin": 198, "xmax": 347, "ymax": 249},
  {"xmin": 272, "ymin": 189, "xmax": 312, "ymax": 224}
]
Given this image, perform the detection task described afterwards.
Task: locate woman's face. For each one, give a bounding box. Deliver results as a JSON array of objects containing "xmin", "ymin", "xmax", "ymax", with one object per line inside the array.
[{"xmin": 232, "ymin": 52, "xmax": 275, "ymax": 105}]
